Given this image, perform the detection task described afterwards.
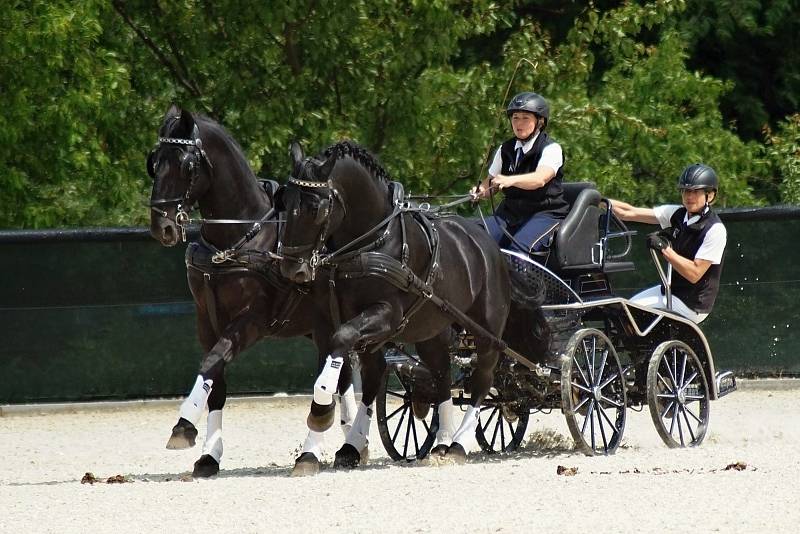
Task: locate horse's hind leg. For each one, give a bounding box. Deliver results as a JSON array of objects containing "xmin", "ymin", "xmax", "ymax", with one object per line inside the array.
[
  {"xmin": 333, "ymin": 350, "xmax": 385, "ymax": 469},
  {"xmin": 415, "ymin": 332, "xmax": 458, "ymax": 456},
  {"xmin": 446, "ymin": 339, "xmax": 502, "ymax": 464}
]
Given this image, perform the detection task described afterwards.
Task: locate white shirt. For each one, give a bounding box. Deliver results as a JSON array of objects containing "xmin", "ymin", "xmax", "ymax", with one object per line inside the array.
[
  {"xmin": 653, "ymin": 205, "xmax": 727, "ymax": 264},
  {"xmin": 488, "ymin": 133, "xmax": 563, "ymax": 177}
]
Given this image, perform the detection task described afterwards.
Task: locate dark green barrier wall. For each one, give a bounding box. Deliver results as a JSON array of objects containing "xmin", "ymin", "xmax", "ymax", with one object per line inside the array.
[
  {"xmin": 0, "ymin": 229, "xmax": 317, "ymax": 404},
  {"xmin": 1, "ymin": 210, "xmax": 798, "ymax": 404}
]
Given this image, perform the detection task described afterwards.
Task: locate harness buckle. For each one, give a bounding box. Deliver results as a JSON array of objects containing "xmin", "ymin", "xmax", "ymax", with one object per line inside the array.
[{"xmin": 175, "ymin": 207, "xmax": 190, "ymax": 243}]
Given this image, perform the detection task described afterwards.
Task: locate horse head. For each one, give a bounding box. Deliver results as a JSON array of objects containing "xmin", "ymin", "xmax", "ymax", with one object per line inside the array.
[
  {"xmin": 148, "ymin": 104, "xmax": 215, "ymax": 246},
  {"xmin": 279, "ymin": 141, "xmax": 392, "ymax": 284},
  {"xmin": 278, "ymin": 142, "xmax": 341, "ymax": 284}
]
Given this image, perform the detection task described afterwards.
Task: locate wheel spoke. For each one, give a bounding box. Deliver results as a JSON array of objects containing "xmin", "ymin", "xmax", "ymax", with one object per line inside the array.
[
  {"xmin": 662, "ymin": 399, "xmax": 676, "ymax": 420},
  {"xmin": 599, "ymin": 394, "xmax": 623, "ymax": 409},
  {"xmin": 572, "ymin": 355, "xmax": 590, "ymax": 389},
  {"xmin": 386, "ymin": 389, "xmax": 407, "ymax": 400},
  {"xmin": 681, "ymin": 371, "xmax": 699, "ymax": 390},
  {"xmin": 402, "ymin": 412, "xmax": 413, "ymax": 458},
  {"xmin": 657, "ymin": 372, "xmax": 674, "ymax": 393},
  {"xmin": 679, "ymin": 352, "xmax": 688, "ymax": 389},
  {"xmin": 597, "ymin": 349, "xmax": 609, "ymax": 386},
  {"xmin": 584, "ymin": 339, "xmax": 596, "ymax": 384},
  {"xmin": 670, "ymin": 348, "xmax": 678, "ymax": 385},
  {"xmin": 481, "ymin": 406, "xmax": 499, "ymax": 434},
  {"xmin": 596, "ymin": 403, "xmax": 609, "ymax": 452},
  {"xmin": 504, "ymin": 418, "xmax": 515, "ymax": 450},
  {"xmin": 681, "ymin": 406, "xmax": 697, "ymax": 443},
  {"xmin": 598, "ymin": 401, "xmax": 620, "ymax": 432},
  {"xmin": 490, "ymin": 412, "xmax": 501, "ymax": 449},
  {"xmin": 683, "ymin": 403, "xmax": 703, "ymax": 425},
  {"xmin": 391, "ymin": 405, "xmax": 409, "ymax": 443},
  {"xmin": 386, "ymin": 402, "xmax": 408, "ymax": 421},
  {"xmin": 574, "ymin": 394, "xmax": 591, "ymax": 413},
  {"xmin": 410, "ymin": 410, "xmax": 420, "ymax": 452},
  {"xmin": 570, "ymin": 381, "xmax": 592, "ymax": 394},
  {"xmin": 598, "ymin": 371, "xmax": 619, "ymax": 390}
]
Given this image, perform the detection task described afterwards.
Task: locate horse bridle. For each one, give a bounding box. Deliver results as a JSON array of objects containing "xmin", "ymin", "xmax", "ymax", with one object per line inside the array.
[
  {"xmin": 278, "ymin": 177, "xmax": 346, "ymax": 280},
  {"xmin": 148, "ymin": 123, "xmax": 214, "ymax": 238}
]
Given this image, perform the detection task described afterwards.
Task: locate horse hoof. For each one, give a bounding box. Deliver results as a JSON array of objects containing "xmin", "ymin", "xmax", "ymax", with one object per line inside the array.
[
  {"xmin": 192, "ymin": 454, "xmax": 219, "ymax": 478},
  {"xmin": 166, "ymin": 418, "xmax": 198, "ymax": 449},
  {"xmin": 412, "ymin": 401, "xmax": 430, "ymax": 420},
  {"xmin": 307, "ymin": 402, "xmax": 336, "ymax": 432},
  {"xmin": 333, "ymin": 444, "xmax": 362, "ymax": 469},
  {"xmin": 445, "ymin": 443, "xmax": 467, "ymax": 465},
  {"xmin": 291, "ymin": 452, "xmax": 321, "ymax": 477},
  {"xmin": 430, "ymin": 444, "xmax": 449, "ymax": 457}
]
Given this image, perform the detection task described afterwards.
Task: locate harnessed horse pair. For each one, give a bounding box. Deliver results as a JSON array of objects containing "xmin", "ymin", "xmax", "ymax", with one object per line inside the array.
[
  {"xmin": 148, "ymin": 105, "xmax": 548, "ymax": 475},
  {"xmin": 148, "ymin": 105, "xmax": 358, "ymax": 477}
]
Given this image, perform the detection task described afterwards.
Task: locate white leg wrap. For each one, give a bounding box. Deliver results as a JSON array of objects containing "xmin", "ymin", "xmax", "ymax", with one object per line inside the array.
[
  {"xmin": 435, "ymin": 399, "xmax": 457, "ymax": 446},
  {"xmin": 178, "ymin": 375, "xmax": 213, "ymax": 424},
  {"xmin": 202, "ymin": 409, "xmax": 223, "ymax": 462},
  {"xmin": 337, "ymin": 384, "xmax": 357, "ymax": 437},
  {"xmin": 302, "ymin": 429, "xmax": 326, "ymax": 457},
  {"xmin": 313, "ymin": 355, "xmax": 344, "ymax": 406},
  {"xmin": 452, "ymin": 405, "xmax": 480, "ymax": 450},
  {"xmin": 344, "ymin": 402, "xmax": 372, "ymax": 452}
]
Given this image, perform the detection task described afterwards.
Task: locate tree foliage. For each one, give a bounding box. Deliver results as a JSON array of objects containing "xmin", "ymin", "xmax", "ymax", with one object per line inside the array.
[{"xmin": 1, "ymin": 0, "xmax": 797, "ymax": 228}]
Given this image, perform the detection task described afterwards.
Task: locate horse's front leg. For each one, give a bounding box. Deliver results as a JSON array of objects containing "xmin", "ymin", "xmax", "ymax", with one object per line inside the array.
[
  {"xmin": 167, "ymin": 311, "xmax": 263, "ymax": 477},
  {"xmin": 293, "ymin": 302, "xmax": 395, "ymax": 476}
]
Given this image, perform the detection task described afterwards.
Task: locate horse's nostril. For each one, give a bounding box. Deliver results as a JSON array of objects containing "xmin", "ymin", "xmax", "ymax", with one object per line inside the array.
[{"xmin": 293, "ymin": 271, "xmax": 309, "ymax": 284}]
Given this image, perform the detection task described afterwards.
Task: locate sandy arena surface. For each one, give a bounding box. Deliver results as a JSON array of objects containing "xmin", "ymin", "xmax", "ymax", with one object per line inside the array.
[{"xmin": 2, "ymin": 379, "xmax": 799, "ymax": 534}]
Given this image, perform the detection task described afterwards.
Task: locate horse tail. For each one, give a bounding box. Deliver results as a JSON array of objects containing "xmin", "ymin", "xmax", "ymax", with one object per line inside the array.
[{"xmin": 503, "ymin": 268, "xmax": 551, "ymax": 363}]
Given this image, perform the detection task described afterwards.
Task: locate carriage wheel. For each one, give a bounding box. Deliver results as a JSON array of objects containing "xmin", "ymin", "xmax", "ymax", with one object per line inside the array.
[
  {"xmin": 646, "ymin": 340, "xmax": 710, "ymax": 448},
  {"xmin": 376, "ymin": 364, "xmax": 438, "ymax": 461},
  {"xmin": 475, "ymin": 387, "xmax": 529, "ymax": 453},
  {"xmin": 560, "ymin": 328, "xmax": 627, "ymax": 455}
]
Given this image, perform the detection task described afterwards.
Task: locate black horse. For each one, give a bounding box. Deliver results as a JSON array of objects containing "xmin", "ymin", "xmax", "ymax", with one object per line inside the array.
[
  {"xmin": 278, "ymin": 141, "xmax": 534, "ymax": 468},
  {"xmin": 148, "ymin": 105, "xmax": 357, "ymax": 477}
]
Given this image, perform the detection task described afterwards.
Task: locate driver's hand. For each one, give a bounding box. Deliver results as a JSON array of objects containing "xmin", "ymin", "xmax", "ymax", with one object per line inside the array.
[{"xmin": 470, "ymin": 184, "xmax": 487, "ymax": 200}]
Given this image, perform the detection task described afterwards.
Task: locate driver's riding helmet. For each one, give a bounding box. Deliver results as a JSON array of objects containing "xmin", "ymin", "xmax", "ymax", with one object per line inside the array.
[
  {"xmin": 678, "ymin": 163, "xmax": 718, "ymax": 192},
  {"xmin": 506, "ymin": 92, "xmax": 549, "ymax": 129}
]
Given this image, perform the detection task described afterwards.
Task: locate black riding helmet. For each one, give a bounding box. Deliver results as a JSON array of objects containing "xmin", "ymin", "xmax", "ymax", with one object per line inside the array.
[
  {"xmin": 506, "ymin": 92, "xmax": 549, "ymax": 129},
  {"xmin": 678, "ymin": 163, "xmax": 718, "ymax": 192}
]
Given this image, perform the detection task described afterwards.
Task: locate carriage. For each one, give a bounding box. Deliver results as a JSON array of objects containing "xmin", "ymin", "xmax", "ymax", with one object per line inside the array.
[{"xmin": 375, "ymin": 182, "xmax": 738, "ymax": 460}]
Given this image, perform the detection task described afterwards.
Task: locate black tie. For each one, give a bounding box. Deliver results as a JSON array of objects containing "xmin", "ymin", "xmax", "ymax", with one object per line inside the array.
[{"xmin": 513, "ymin": 147, "xmax": 523, "ymax": 171}]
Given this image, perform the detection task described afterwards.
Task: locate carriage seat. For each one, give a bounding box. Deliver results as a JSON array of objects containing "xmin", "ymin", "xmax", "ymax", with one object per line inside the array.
[
  {"xmin": 551, "ymin": 182, "xmax": 635, "ymax": 273},
  {"xmin": 552, "ymin": 183, "xmax": 602, "ymax": 271}
]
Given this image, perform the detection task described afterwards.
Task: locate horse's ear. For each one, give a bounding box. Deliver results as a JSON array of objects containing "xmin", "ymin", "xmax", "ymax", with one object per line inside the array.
[
  {"xmin": 290, "ymin": 141, "xmax": 304, "ymax": 177},
  {"xmin": 314, "ymin": 156, "xmax": 336, "ymax": 181},
  {"xmin": 177, "ymin": 107, "xmax": 195, "ymax": 136},
  {"xmin": 166, "ymin": 103, "xmax": 181, "ymax": 119}
]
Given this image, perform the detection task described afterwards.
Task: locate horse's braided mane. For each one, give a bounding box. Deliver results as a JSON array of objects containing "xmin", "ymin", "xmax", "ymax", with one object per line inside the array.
[{"xmin": 321, "ymin": 140, "xmax": 391, "ymax": 184}]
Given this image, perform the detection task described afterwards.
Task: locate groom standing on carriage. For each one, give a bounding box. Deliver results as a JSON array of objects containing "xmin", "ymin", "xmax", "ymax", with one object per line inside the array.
[{"xmin": 471, "ymin": 91, "xmax": 569, "ymax": 254}]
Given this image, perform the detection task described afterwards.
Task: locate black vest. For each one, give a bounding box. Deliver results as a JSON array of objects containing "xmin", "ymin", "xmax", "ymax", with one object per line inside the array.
[
  {"xmin": 665, "ymin": 207, "xmax": 724, "ymax": 313},
  {"xmin": 495, "ymin": 132, "xmax": 568, "ymax": 227}
]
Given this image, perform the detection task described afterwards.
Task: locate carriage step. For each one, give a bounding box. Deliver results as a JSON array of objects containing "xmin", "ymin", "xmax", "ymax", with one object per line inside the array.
[{"xmin": 715, "ymin": 371, "xmax": 737, "ymax": 398}]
